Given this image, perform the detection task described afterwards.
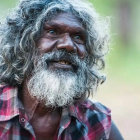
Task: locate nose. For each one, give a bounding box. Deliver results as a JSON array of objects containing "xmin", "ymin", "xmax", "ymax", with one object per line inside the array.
[{"xmin": 57, "ymin": 34, "xmax": 77, "ymax": 53}]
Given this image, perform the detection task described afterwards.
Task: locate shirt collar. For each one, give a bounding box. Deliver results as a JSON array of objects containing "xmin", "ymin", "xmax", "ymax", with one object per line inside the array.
[
  {"xmin": 0, "ymin": 85, "xmax": 81, "ymax": 122},
  {"xmin": 0, "ymin": 85, "xmax": 110, "ymax": 123},
  {"xmin": 58, "ymin": 103, "xmax": 80, "ymax": 138},
  {"xmin": 0, "ymin": 85, "xmax": 79, "ymax": 121},
  {"xmin": 59, "ymin": 101, "xmax": 86, "ymax": 128}
]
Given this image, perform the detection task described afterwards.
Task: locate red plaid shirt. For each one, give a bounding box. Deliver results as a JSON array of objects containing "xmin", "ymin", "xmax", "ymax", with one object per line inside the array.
[{"xmin": 0, "ymin": 85, "xmax": 111, "ymax": 140}]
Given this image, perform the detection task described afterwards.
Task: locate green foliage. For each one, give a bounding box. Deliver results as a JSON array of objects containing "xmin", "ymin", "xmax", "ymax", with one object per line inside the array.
[
  {"xmin": 89, "ymin": 0, "xmax": 116, "ymax": 15},
  {"xmin": 0, "ymin": 0, "xmax": 17, "ymax": 17}
]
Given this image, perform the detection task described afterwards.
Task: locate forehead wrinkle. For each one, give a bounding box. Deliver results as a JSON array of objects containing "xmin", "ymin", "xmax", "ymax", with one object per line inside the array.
[{"xmin": 44, "ymin": 12, "xmax": 86, "ymax": 32}]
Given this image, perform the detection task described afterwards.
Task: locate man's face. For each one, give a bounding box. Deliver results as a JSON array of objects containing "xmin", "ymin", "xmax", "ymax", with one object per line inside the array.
[
  {"xmin": 27, "ymin": 13, "xmax": 89, "ymax": 107},
  {"xmin": 37, "ymin": 12, "xmax": 87, "ymax": 71}
]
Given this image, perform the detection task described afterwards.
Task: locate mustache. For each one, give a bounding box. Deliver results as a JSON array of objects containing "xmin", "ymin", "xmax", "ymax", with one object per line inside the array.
[
  {"xmin": 40, "ymin": 50, "xmax": 85, "ymax": 68},
  {"xmin": 35, "ymin": 51, "xmax": 105, "ymax": 84}
]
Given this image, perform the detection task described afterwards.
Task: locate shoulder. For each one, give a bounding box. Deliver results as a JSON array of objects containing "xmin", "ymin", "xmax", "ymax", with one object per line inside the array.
[
  {"xmin": 0, "ymin": 84, "xmax": 17, "ymax": 95},
  {"xmin": 74, "ymin": 99, "xmax": 112, "ymax": 139},
  {"xmin": 75, "ymin": 99, "xmax": 111, "ymax": 127},
  {"xmin": 0, "ymin": 84, "xmax": 9, "ymax": 96},
  {"xmin": 77, "ymin": 99, "xmax": 111, "ymax": 116},
  {"xmin": 0, "ymin": 84, "xmax": 17, "ymax": 100},
  {"xmin": 0, "ymin": 84, "xmax": 18, "ymax": 110}
]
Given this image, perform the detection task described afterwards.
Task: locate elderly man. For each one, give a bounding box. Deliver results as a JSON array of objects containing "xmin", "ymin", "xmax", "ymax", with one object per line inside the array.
[{"xmin": 0, "ymin": 0, "xmax": 123, "ymax": 140}]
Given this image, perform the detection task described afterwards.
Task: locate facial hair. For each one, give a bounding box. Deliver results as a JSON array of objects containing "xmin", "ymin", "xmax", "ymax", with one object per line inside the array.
[{"xmin": 27, "ymin": 51, "xmax": 95, "ymax": 107}]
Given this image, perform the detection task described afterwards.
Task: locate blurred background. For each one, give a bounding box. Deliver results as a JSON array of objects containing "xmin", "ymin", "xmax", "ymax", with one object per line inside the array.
[{"xmin": 0, "ymin": 0, "xmax": 140, "ymax": 139}]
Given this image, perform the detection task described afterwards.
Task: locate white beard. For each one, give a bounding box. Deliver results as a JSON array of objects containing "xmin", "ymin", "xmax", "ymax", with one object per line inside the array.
[
  {"xmin": 26, "ymin": 51, "xmax": 96, "ymax": 107},
  {"xmin": 27, "ymin": 69, "xmax": 85, "ymax": 107}
]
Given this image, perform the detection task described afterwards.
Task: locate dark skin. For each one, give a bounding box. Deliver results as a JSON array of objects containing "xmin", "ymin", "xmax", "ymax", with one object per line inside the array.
[{"xmin": 22, "ymin": 13, "xmax": 124, "ymax": 140}]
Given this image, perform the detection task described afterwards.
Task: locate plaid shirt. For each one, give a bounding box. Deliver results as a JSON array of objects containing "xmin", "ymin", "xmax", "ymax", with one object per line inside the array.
[{"xmin": 0, "ymin": 85, "xmax": 111, "ymax": 140}]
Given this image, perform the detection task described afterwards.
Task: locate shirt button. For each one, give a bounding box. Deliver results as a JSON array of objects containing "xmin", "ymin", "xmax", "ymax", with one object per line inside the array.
[{"xmin": 20, "ymin": 117, "xmax": 25, "ymax": 123}]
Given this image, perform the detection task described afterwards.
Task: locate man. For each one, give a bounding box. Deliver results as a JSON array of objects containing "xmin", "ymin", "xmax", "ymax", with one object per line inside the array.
[{"xmin": 0, "ymin": 0, "xmax": 123, "ymax": 140}]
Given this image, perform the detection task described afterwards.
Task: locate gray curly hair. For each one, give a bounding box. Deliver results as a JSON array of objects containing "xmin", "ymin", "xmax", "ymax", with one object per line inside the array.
[{"xmin": 0, "ymin": 0, "xmax": 109, "ymax": 87}]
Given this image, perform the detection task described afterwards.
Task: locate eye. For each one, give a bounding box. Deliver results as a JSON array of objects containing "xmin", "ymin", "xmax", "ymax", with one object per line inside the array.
[
  {"xmin": 74, "ymin": 35, "xmax": 82, "ymax": 40},
  {"xmin": 73, "ymin": 34, "xmax": 85, "ymax": 44},
  {"xmin": 48, "ymin": 29, "xmax": 57, "ymax": 35}
]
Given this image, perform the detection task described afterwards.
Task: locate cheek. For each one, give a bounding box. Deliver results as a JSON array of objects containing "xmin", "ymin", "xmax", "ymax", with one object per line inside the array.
[
  {"xmin": 37, "ymin": 38, "xmax": 57, "ymax": 53},
  {"xmin": 77, "ymin": 45, "xmax": 87, "ymax": 59}
]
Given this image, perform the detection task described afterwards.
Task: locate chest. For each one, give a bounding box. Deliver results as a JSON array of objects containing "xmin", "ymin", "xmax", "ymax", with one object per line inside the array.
[
  {"xmin": 30, "ymin": 111, "xmax": 61, "ymax": 140},
  {"xmin": 0, "ymin": 116, "xmax": 109, "ymax": 140}
]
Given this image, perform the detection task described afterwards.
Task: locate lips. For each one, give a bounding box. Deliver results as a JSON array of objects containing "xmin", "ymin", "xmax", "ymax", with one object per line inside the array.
[{"xmin": 46, "ymin": 59, "xmax": 77, "ymax": 71}]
